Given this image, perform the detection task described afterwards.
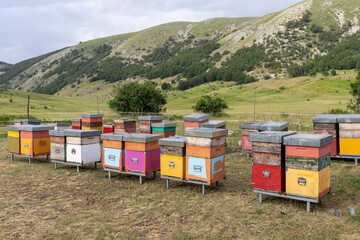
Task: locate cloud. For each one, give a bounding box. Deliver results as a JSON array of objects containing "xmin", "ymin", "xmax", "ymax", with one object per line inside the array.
[{"xmin": 0, "ymin": 0, "xmax": 302, "ymax": 64}]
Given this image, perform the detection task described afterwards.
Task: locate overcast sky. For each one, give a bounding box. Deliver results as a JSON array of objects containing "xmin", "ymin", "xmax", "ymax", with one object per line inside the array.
[{"xmin": 0, "ymin": 0, "xmax": 302, "ymax": 64}]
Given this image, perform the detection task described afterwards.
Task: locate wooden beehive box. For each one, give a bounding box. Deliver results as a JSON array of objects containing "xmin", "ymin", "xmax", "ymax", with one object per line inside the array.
[
  {"xmin": 337, "ymin": 114, "xmax": 360, "ymax": 157},
  {"xmin": 199, "ymin": 120, "xmax": 226, "ymax": 129},
  {"xmin": 183, "ymin": 113, "xmax": 210, "ymax": 130},
  {"xmin": 101, "ymin": 132, "xmax": 130, "ymax": 170},
  {"xmin": 151, "ymin": 122, "xmax": 177, "ymax": 138},
  {"xmin": 14, "ymin": 119, "xmax": 41, "ymax": 125},
  {"xmin": 7, "ymin": 125, "xmax": 22, "ymax": 154},
  {"xmin": 240, "ymin": 121, "xmax": 267, "ymax": 151},
  {"xmin": 283, "ymin": 133, "xmax": 332, "ymax": 199},
  {"xmin": 65, "ymin": 129, "xmax": 102, "ymax": 164},
  {"xmin": 114, "ymin": 119, "xmax": 136, "ymax": 133},
  {"xmin": 81, "ymin": 113, "xmax": 104, "ymax": 131},
  {"xmin": 19, "ymin": 125, "xmax": 54, "ymax": 157},
  {"xmin": 312, "ymin": 114, "xmax": 339, "ymax": 156},
  {"xmin": 71, "ymin": 118, "xmax": 82, "ymax": 129},
  {"xmin": 159, "ymin": 136, "xmax": 186, "ymax": 179},
  {"xmin": 185, "ymin": 128, "xmax": 228, "ymax": 184},
  {"xmin": 103, "ymin": 124, "xmax": 114, "ymax": 134},
  {"xmin": 49, "ymin": 130, "xmax": 67, "ymax": 161},
  {"xmin": 123, "ymin": 133, "xmax": 162, "ymax": 174},
  {"xmin": 249, "ymin": 131, "xmax": 296, "ymax": 193},
  {"xmin": 138, "ymin": 116, "xmax": 163, "ymax": 134}
]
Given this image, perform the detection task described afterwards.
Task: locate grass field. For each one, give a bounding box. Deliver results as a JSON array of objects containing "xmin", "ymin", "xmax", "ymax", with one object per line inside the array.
[{"xmin": 1, "ymin": 137, "xmax": 360, "ymax": 239}]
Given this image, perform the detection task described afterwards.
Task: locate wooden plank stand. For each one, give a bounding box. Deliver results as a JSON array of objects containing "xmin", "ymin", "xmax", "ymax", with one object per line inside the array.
[
  {"xmin": 105, "ymin": 168, "xmax": 156, "ymax": 184},
  {"xmin": 161, "ymin": 175, "xmax": 221, "ymax": 195},
  {"xmin": 11, "ymin": 153, "xmax": 49, "ymax": 164},
  {"xmin": 52, "ymin": 159, "xmax": 99, "ymax": 173}
]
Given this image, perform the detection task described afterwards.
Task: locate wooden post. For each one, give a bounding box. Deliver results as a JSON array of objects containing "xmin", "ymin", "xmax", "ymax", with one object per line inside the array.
[
  {"xmin": 254, "ymin": 88, "xmax": 256, "ymax": 121},
  {"xmin": 97, "ymin": 96, "xmax": 99, "ymax": 113},
  {"xmin": 27, "ymin": 95, "xmax": 30, "ymax": 119}
]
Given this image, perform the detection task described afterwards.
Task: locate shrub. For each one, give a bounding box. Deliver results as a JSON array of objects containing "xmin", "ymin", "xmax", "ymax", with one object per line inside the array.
[{"xmin": 192, "ymin": 94, "xmax": 229, "ymax": 114}]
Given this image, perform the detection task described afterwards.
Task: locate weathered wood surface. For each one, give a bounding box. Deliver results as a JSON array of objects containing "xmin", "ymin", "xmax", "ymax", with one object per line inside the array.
[
  {"xmin": 286, "ymin": 153, "xmax": 331, "ymax": 171},
  {"xmin": 114, "ymin": 128, "xmax": 136, "ymax": 133},
  {"xmin": 314, "ymin": 129, "xmax": 337, "ymax": 137},
  {"xmin": 50, "ymin": 136, "xmax": 65, "ymax": 144},
  {"xmin": 185, "ymin": 136, "xmax": 226, "ymax": 147},
  {"xmin": 314, "ymin": 123, "xmax": 337, "ymax": 130},
  {"xmin": 252, "ymin": 152, "xmax": 283, "ymax": 166},
  {"xmin": 114, "ymin": 122, "xmax": 136, "ymax": 129},
  {"xmin": 103, "ymin": 139, "xmax": 124, "ymax": 149},
  {"xmin": 66, "ymin": 136, "xmax": 100, "ymax": 145},
  {"xmin": 186, "ymin": 144, "xmax": 226, "ymax": 158},
  {"xmin": 82, "ymin": 122, "xmax": 103, "ymax": 128},
  {"xmin": 124, "ymin": 141, "xmax": 159, "ymax": 152},
  {"xmin": 252, "ymin": 142, "xmax": 282, "ymax": 154},
  {"xmin": 51, "ymin": 143, "xmax": 66, "ymax": 161},
  {"xmin": 241, "ymin": 129, "xmax": 259, "ymax": 136},
  {"xmin": 160, "ymin": 145, "xmax": 186, "ymax": 156}
]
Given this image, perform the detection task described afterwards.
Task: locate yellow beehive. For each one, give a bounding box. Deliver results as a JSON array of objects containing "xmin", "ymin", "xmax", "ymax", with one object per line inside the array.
[
  {"xmin": 160, "ymin": 154, "xmax": 186, "ymax": 179},
  {"xmin": 339, "ymin": 138, "xmax": 360, "ymax": 157}
]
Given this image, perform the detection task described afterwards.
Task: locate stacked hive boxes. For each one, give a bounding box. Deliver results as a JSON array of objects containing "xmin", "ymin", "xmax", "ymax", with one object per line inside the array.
[
  {"xmin": 160, "ymin": 136, "xmax": 186, "ymax": 179},
  {"xmin": 101, "ymin": 132, "xmax": 128, "ymax": 171},
  {"xmin": 312, "ymin": 115, "xmax": 338, "ymax": 156},
  {"xmin": 259, "ymin": 122, "xmax": 289, "ymax": 132},
  {"xmin": 47, "ymin": 123, "xmax": 70, "ymax": 131},
  {"xmin": 49, "ymin": 130, "xmax": 67, "ymax": 162},
  {"xmin": 14, "ymin": 119, "xmax": 41, "ymax": 125},
  {"xmin": 240, "ymin": 121, "xmax": 267, "ymax": 151},
  {"xmin": 183, "ymin": 114, "xmax": 210, "ymax": 130},
  {"xmin": 7, "ymin": 125, "xmax": 22, "ymax": 155},
  {"xmin": 19, "ymin": 125, "xmax": 54, "ymax": 157},
  {"xmin": 114, "ymin": 119, "xmax": 136, "ymax": 133},
  {"xmin": 123, "ymin": 133, "xmax": 162, "ymax": 174},
  {"xmin": 200, "ymin": 120, "xmax": 226, "ymax": 129},
  {"xmin": 338, "ymin": 115, "xmax": 360, "ymax": 157},
  {"xmin": 250, "ymin": 131, "xmax": 296, "ymax": 193},
  {"xmin": 284, "ymin": 134, "xmax": 332, "ymax": 199},
  {"xmin": 71, "ymin": 118, "xmax": 82, "ymax": 130},
  {"xmin": 81, "ymin": 114, "xmax": 104, "ymax": 131},
  {"xmin": 66, "ymin": 130, "xmax": 102, "ymax": 164},
  {"xmin": 103, "ymin": 124, "xmax": 114, "ymax": 134},
  {"xmin": 138, "ymin": 116, "xmax": 163, "ymax": 134},
  {"xmin": 151, "ymin": 122, "xmax": 177, "ymax": 138},
  {"xmin": 185, "ymin": 128, "xmax": 227, "ymax": 184}
]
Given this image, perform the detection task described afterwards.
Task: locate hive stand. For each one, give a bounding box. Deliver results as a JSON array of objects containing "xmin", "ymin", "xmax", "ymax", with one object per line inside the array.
[
  {"xmin": 331, "ymin": 155, "xmax": 359, "ymax": 166},
  {"xmin": 242, "ymin": 150, "xmax": 251, "ymax": 158},
  {"xmin": 254, "ymin": 189, "xmax": 323, "ymax": 212},
  {"xmin": 11, "ymin": 153, "xmax": 49, "ymax": 164},
  {"xmin": 105, "ymin": 168, "xmax": 157, "ymax": 184},
  {"xmin": 161, "ymin": 176, "xmax": 221, "ymax": 195},
  {"xmin": 52, "ymin": 160, "xmax": 100, "ymax": 173}
]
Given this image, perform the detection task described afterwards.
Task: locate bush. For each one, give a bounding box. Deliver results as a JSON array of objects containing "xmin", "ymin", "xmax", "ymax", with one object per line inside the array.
[
  {"xmin": 161, "ymin": 82, "xmax": 171, "ymax": 90},
  {"xmin": 192, "ymin": 94, "xmax": 229, "ymax": 114}
]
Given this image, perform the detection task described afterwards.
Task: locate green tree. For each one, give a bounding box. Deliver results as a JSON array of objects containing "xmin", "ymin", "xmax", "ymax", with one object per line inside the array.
[
  {"xmin": 109, "ymin": 81, "xmax": 167, "ymax": 113},
  {"xmin": 192, "ymin": 94, "xmax": 229, "ymax": 114},
  {"xmin": 347, "ymin": 74, "xmax": 360, "ymax": 113}
]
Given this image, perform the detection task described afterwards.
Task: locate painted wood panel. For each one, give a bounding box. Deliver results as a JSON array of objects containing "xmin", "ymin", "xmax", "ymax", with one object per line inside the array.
[
  {"xmin": 340, "ymin": 138, "xmax": 360, "ymax": 157},
  {"xmin": 160, "ymin": 145, "xmax": 186, "ymax": 157},
  {"xmin": 185, "ymin": 155, "xmax": 225, "ymax": 184},
  {"xmin": 66, "ymin": 136, "xmax": 100, "ymax": 145},
  {"xmin": 184, "ymin": 119, "xmax": 208, "ymax": 128},
  {"xmin": 125, "ymin": 141, "xmax": 159, "ymax": 152},
  {"xmin": 314, "ymin": 123, "xmax": 336, "ymax": 130},
  {"xmin": 51, "ymin": 143, "xmax": 66, "ymax": 161},
  {"xmin": 103, "ymin": 139, "xmax": 124, "ymax": 149},
  {"xmin": 66, "ymin": 143, "xmax": 101, "ymax": 164},
  {"xmin": 124, "ymin": 149, "xmax": 160, "ymax": 174},
  {"xmin": 252, "ymin": 152, "xmax": 282, "ymax": 166},
  {"xmin": 8, "ymin": 131, "xmax": 19, "ymax": 138},
  {"xmin": 20, "ymin": 131, "xmax": 49, "ymax": 139},
  {"xmin": 241, "ymin": 129, "xmax": 259, "ymax": 136},
  {"xmin": 285, "ymin": 144, "xmax": 331, "ymax": 158},
  {"xmin": 152, "ymin": 131, "xmax": 176, "ymax": 138},
  {"xmin": 115, "ymin": 128, "xmax": 136, "ymax": 133},
  {"xmin": 286, "ymin": 153, "xmax": 330, "ymax": 171},
  {"xmin": 82, "ymin": 122, "xmax": 103, "ymax": 128},
  {"xmin": 252, "ymin": 142, "xmax": 282, "ymax": 154},
  {"xmin": 81, "ymin": 127, "xmax": 102, "ymax": 131},
  {"xmin": 50, "ymin": 136, "xmax": 65, "ymax": 144},
  {"xmin": 21, "ymin": 137, "xmax": 50, "ymax": 157},
  {"xmin": 242, "ymin": 135, "xmax": 252, "ymax": 151},
  {"xmin": 186, "ymin": 144, "xmax": 225, "ymax": 159},
  {"xmin": 160, "ymin": 154, "xmax": 186, "ymax": 179},
  {"xmin": 186, "ymin": 136, "xmax": 226, "ymax": 148},
  {"xmin": 8, "ymin": 136, "xmax": 20, "ymax": 154},
  {"xmin": 152, "ymin": 127, "xmax": 176, "ymax": 133},
  {"xmin": 81, "ymin": 117, "xmax": 103, "ymax": 123},
  {"xmin": 252, "ymin": 164, "xmax": 284, "ymax": 193},
  {"xmin": 103, "ymin": 147, "xmax": 124, "ymax": 170}
]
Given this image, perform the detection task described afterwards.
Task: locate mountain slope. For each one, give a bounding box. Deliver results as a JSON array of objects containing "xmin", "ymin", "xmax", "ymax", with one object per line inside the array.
[{"xmin": 0, "ymin": 0, "xmax": 359, "ymax": 96}]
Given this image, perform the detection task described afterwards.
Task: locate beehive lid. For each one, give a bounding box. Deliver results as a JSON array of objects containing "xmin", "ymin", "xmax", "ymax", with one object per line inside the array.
[
  {"xmin": 159, "ymin": 135, "xmax": 186, "ymax": 147},
  {"xmin": 64, "ymin": 129, "xmax": 102, "ymax": 137},
  {"xmin": 183, "ymin": 113, "xmax": 210, "ymax": 122},
  {"xmin": 46, "ymin": 123, "xmax": 71, "ymax": 127},
  {"xmin": 199, "ymin": 120, "xmax": 226, "ymax": 128},
  {"xmin": 185, "ymin": 128, "xmax": 228, "ymax": 138},
  {"xmin": 49, "ymin": 130, "xmax": 67, "ymax": 137},
  {"xmin": 18, "ymin": 125, "xmax": 54, "ymax": 132},
  {"xmin": 250, "ymin": 131, "xmax": 297, "ymax": 143},
  {"xmin": 71, "ymin": 118, "xmax": 81, "ymax": 122},
  {"xmin": 123, "ymin": 133, "xmax": 162, "ymax": 143},
  {"xmin": 101, "ymin": 132, "xmax": 130, "ymax": 141},
  {"xmin": 6, "ymin": 125, "xmax": 21, "ymax": 132},
  {"xmin": 283, "ymin": 133, "xmax": 333, "ymax": 147},
  {"xmin": 114, "ymin": 119, "xmax": 136, "ymax": 123},
  {"xmin": 337, "ymin": 114, "xmax": 360, "ymax": 123},
  {"xmin": 138, "ymin": 116, "xmax": 164, "ymax": 121},
  {"xmin": 13, "ymin": 119, "xmax": 41, "ymax": 124},
  {"xmin": 81, "ymin": 113, "xmax": 104, "ymax": 118},
  {"xmin": 151, "ymin": 122, "xmax": 177, "ymax": 128},
  {"xmin": 240, "ymin": 121, "xmax": 267, "ymax": 130},
  {"xmin": 312, "ymin": 114, "xmax": 338, "ymax": 123},
  {"xmin": 259, "ymin": 121, "xmax": 289, "ymax": 131}
]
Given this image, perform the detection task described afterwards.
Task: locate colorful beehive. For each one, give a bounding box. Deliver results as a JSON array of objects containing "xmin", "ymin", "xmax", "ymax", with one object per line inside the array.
[
  {"xmin": 65, "ymin": 129, "xmax": 102, "ymax": 164},
  {"xmin": 259, "ymin": 121, "xmax": 289, "ymax": 131},
  {"xmin": 114, "ymin": 119, "xmax": 136, "ymax": 133},
  {"xmin": 103, "ymin": 124, "xmax": 114, "ymax": 134},
  {"xmin": 151, "ymin": 122, "xmax": 177, "ymax": 138},
  {"xmin": 123, "ymin": 133, "xmax": 162, "ymax": 174},
  {"xmin": 185, "ymin": 128, "xmax": 228, "ymax": 184},
  {"xmin": 200, "ymin": 120, "xmax": 226, "ymax": 129},
  {"xmin": 19, "ymin": 125, "xmax": 54, "ymax": 157},
  {"xmin": 240, "ymin": 121, "xmax": 267, "ymax": 151},
  {"xmin": 7, "ymin": 125, "xmax": 22, "ymax": 155},
  {"xmin": 14, "ymin": 119, "xmax": 41, "ymax": 125},
  {"xmin": 183, "ymin": 113, "xmax": 210, "ymax": 130},
  {"xmin": 159, "ymin": 136, "xmax": 186, "ymax": 179},
  {"xmin": 283, "ymin": 133, "xmax": 332, "ymax": 199},
  {"xmin": 138, "ymin": 116, "xmax": 163, "ymax": 134},
  {"xmin": 250, "ymin": 131, "xmax": 296, "ymax": 193},
  {"xmin": 102, "ymin": 132, "xmax": 130, "ymax": 170},
  {"xmin": 71, "ymin": 118, "xmax": 82, "ymax": 130},
  {"xmin": 47, "ymin": 123, "xmax": 71, "ymax": 131},
  {"xmin": 312, "ymin": 114, "xmax": 338, "ymax": 156},
  {"xmin": 338, "ymin": 114, "xmax": 360, "ymax": 157},
  {"xmin": 81, "ymin": 113, "xmax": 104, "ymax": 131},
  {"xmin": 49, "ymin": 130, "xmax": 67, "ymax": 161}
]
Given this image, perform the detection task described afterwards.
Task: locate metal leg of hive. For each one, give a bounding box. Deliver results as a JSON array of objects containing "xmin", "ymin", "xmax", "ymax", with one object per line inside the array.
[
  {"xmin": 139, "ymin": 176, "xmax": 143, "ymax": 185},
  {"xmin": 108, "ymin": 171, "xmax": 111, "ymax": 179},
  {"xmin": 259, "ymin": 193, "xmax": 263, "ymax": 204},
  {"xmin": 11, "ymin": 154, "xmax": 13, "ymax": 162},
  {"xmin": 247, "ymin": 152, "xmax": 250, "ymax": 158},
  {"xmin": 202, "ymin": 185, "xmax": 205, "ymax": 195},
  {"xmin": 77, "ymin": 166, "xmax": 79, "ymax": 173},
  {"xmin": 166, "ymin": 179, "xmax": 170, "ymax": 189},
  {"xmin": 95, "ymin": 162, "xmax": 97, "ymax": 169},
  {"xmin": 216, "ymin": 181, "xmax": 219, "ymax": 187},
  {"xmin": 47, "ymin": 155, "xmax": 49, "ymax": 161},
  {"xmin": 54, "ymin": 163, "xmax": 57, "ymax": 169},
  {"xmin": 29, "ymin": 157, "xmax": 31, "ymax": 164},
  {"xmin": 153, "ymin": 171, "xmax": 156, "ymax": 180},
  {"xmin": 307, "ymin": 202, "xmax": 311, "ymax": 213},
  {"xmin": 355, "ymin": 158, "xmax": 358, "ymax": 166}
]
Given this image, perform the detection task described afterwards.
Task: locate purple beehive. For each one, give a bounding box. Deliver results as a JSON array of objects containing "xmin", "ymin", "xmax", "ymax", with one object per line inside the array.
[{"xmin": 125, "ymin": 149, "xmax": 160, "ymax": 174}]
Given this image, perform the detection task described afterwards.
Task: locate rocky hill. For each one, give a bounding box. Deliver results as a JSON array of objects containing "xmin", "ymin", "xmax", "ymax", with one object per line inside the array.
[{"xmin": 0, "ymin": 0, "xmax": 359, "ymax": 96}]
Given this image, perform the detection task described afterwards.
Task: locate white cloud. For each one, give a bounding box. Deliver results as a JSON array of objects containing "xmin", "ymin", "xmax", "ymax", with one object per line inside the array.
[{"xmin": 0, "ymin": 0, "xmax": 302, "ymax": 63}]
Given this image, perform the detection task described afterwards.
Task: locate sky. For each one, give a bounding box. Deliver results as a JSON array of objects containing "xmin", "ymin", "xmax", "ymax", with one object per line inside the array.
[{"xmin": 0, "ymin": 0, "xmax": 302, "ymax": 64}]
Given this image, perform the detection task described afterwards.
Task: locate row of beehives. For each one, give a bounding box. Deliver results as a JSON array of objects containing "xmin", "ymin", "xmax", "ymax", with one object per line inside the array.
[{"xmin": 71, "ymin": 113, "xmax": 104, "ymax": 130}]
